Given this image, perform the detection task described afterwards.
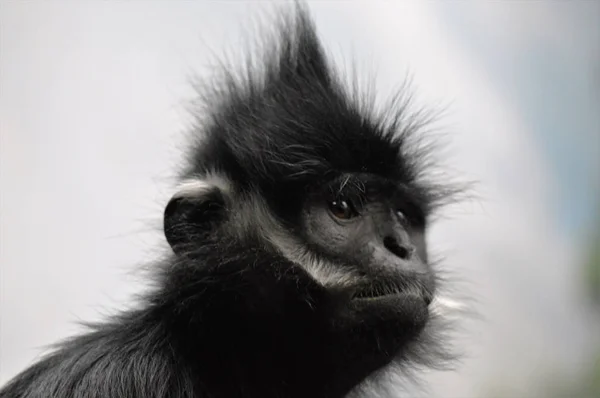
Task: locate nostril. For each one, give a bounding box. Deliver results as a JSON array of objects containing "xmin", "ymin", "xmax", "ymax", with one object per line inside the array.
[{"xmin": 383, "ymin": 236, "xmax": 411, "ymax": 260}]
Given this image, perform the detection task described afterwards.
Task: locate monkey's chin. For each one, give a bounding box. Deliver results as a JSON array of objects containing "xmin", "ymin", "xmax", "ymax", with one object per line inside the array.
[
  {"xmin": 348, "ymin": 281, "xmax": 433, "ymax": 333},
  {"xmin": 348, "ymin": 293, "xmax": 431, "ymax": 343}
]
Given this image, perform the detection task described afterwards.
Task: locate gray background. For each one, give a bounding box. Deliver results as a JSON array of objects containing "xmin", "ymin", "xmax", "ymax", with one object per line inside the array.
[{"xmin": 1, "ymin": 1, "xmax": 599, "ymax": 396}]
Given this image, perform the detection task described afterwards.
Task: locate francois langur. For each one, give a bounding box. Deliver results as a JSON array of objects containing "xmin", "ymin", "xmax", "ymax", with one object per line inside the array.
[{"xmin": 1, "ymin": 3, "xmax": 464, "ymax": 398}]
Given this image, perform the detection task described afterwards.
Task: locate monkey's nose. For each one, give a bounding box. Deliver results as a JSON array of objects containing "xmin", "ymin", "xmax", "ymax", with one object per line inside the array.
[{"xmin": 383, "ymin": 236, "xmax": 414, "ymax": 260}]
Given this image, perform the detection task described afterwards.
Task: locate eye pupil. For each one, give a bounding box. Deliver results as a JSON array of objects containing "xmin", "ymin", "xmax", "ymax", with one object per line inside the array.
[{"xmin": 329, "ymin": 199, "xmax": 356, "ymax": 219}]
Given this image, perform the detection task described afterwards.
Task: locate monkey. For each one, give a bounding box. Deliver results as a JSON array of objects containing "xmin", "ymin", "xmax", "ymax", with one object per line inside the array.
[{"xmin": 0, "ymin": 3, "xmax": 460, "ymax": 398}]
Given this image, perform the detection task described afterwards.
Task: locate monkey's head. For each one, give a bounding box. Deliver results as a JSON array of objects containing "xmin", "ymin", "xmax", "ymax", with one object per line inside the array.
[{"xmin": 162, "ymin": 5, "xmax": 454, "ymax": 394}]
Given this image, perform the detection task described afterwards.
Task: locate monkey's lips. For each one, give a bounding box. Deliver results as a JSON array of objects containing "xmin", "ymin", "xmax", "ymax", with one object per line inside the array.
[{"xmin": 350, "ymin": 276, "xmax": 434, "ymax": 305}]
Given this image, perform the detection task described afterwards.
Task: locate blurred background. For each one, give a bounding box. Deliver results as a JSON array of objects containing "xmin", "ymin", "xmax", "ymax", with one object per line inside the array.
[{"xmin": 1, "ymin": 1, "xmax": 599, "ymax": 397}]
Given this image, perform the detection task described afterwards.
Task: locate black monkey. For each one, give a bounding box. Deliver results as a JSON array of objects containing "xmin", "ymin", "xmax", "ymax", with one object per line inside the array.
[{"xmin": 1, "ymin": 4, "xmax": 458, "ymax": 398}]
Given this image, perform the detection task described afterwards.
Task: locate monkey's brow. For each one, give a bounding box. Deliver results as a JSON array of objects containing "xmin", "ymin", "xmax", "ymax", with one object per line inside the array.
[{"xmin": 326, "ymin": 175, "xmax": 405, "ymax": 206}]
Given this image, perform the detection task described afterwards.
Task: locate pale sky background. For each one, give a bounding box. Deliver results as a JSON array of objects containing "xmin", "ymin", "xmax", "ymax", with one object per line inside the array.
[{"xmin": 1, "ymin": 1, "xmax": 599, "ymax": 397}]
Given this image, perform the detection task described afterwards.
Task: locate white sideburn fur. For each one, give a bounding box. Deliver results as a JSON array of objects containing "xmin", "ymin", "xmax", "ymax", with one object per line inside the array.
[
  {"xmin": 174, "ymin": 173, "xmax": 232, "ymax": 199},
  {"xmin": 173, "ymin": 174, "xmax": 361, "ymax": 288}
]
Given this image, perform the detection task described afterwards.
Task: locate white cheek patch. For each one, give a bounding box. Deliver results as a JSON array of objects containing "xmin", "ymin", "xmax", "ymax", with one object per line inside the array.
[
  {"xmin": 233, "ymin": 193, "xmax": 361, "ymax": 288},
  {"xmin": 172, "ymin": 177, "xmax": 360, "ymax": 289},
  {"xmin": 268, "ymin": 234, "xmax": 360, "ymax": 288}
]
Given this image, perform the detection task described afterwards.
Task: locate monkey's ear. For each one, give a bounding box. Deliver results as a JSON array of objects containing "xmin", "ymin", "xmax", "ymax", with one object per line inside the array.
[{"xmin": 163, "ymin": 178, "xmax": 228, "ymax": 254}]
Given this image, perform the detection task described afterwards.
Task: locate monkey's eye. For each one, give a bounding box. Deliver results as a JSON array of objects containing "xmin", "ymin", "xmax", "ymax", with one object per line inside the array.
[
  {"xmin": 396, "ymin": 210, "xmax": 408, "ymax": 224},
  {"xmin": 328, "ymin": 199, "xmax": 358, "ymax": 220}
]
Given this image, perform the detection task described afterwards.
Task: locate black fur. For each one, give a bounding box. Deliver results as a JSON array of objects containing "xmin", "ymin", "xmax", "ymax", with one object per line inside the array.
[{"xmin": 1, "ymin": 4, "xmax": 458, "ymax": 398}]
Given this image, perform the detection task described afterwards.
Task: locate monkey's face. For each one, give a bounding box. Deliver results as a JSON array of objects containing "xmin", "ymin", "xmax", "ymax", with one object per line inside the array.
[
  {"xmin": 165, "ymin": 170, "xmax": 435, "ymax": 322},
  {"xmin": 300, "ymin": 174, "xmax": 434, "ymax": 305}
]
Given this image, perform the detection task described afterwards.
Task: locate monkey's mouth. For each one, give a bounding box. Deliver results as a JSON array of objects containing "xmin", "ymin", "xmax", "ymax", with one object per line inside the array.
[{"xmin": 350, "ymin": 279, "xmax": 434, "ymax": 305}]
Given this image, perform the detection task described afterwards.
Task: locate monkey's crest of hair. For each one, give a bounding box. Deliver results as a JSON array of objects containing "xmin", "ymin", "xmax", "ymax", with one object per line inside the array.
[{"xmin": 184, "ymin": 6, "xmax": 452, "ymax": 216}]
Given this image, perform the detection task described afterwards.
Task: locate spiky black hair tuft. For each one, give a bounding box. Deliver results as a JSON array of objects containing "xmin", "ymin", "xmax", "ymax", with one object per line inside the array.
[{"xmin": 184, "ymin": 3, "xmax": 449, "ymax": 217}]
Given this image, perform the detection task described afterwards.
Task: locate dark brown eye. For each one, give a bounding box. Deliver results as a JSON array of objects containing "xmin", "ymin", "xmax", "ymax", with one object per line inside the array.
[
  {"xmin": 396, "ymin": 210, "xmax": 408, "ymax": 224},
  {"xmin": 328, "ymin": 199, "xmax": 358, "ymax": 220}
]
